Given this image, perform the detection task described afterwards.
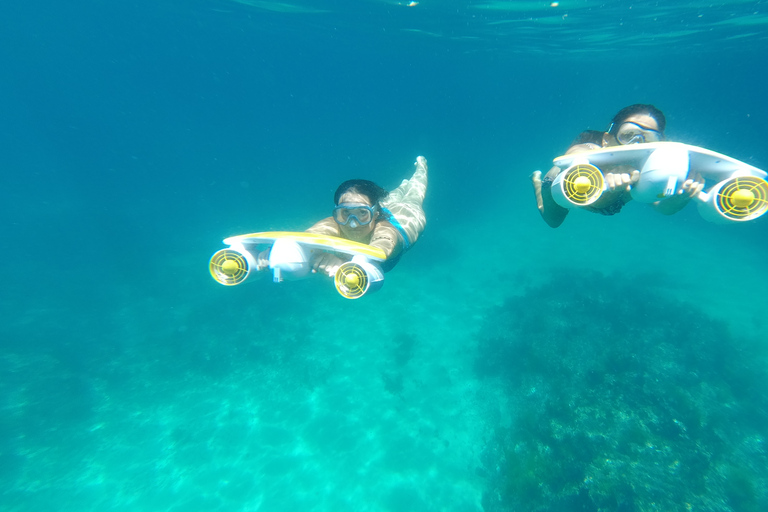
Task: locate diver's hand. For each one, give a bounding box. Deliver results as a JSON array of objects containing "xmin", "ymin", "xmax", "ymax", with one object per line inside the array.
[
  {"xmin": 312, "ymin": 253, "xmax": 344, "ymax": 277},
  {"xmin": 678, "ymin": 172, "xmax": 705, "ymax": 199},
  {"xmin": 652, "ymin": 172, "xmax": 705, "ymax": 215},
  {"xmin": 589, "ymin": 170, "xmax": 640, "ymax": 208},
  {"xmin": 530, "ymin": 170, "xmax": 544, "ymax": 211},
  {"xmin": 255, "ymin": 248, "xmax": 270, "ymax": 271},
  {"xmin": 605, "ymin": 171, "xmax": 640, "ymax": 192}
]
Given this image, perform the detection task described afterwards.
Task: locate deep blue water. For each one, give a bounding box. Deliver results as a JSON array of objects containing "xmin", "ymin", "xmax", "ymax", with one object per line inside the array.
[{"xmin": 1, "ymin": 1, "xmax": 767, "ymax": 511}]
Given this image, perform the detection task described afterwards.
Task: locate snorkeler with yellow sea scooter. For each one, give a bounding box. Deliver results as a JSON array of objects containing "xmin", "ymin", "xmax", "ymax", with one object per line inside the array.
[
  {"xmin": 549, "ymin": 142, "xmax": 767, "ymax": 223},
  {"xmin": 210, "ymin": 156, "xmax": 428, "ymax": 299},
  {"xmin": 532, "ymin": 104, "xmax": 768, "ymax": 227}
]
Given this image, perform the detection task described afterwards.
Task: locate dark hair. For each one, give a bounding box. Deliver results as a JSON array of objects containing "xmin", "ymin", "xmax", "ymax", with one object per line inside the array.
[
  {"xmin": 333, "ymin": 179, "xmax": 389, "ymax": 206},
  {"xmin": 571, "ymin": 130, "xmax": 605, "ymax": 147},
  {"xmin": 608, "ymin": 104, "xmax": 666, "ymax": 134}
]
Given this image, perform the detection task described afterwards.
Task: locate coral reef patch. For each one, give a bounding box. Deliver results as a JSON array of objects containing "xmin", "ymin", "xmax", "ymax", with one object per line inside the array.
[{"xmin": 475, "ymin": 271, "xmax": 768, "ymax": 512}]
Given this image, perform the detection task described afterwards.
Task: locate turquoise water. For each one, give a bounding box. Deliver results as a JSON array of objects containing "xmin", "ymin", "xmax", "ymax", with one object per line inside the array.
[{"xmin": 1, "ymin": 1, "xmax": 767, "ymax": 510}]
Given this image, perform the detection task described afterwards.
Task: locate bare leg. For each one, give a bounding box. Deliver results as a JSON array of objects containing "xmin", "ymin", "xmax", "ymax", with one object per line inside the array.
[{"xmin": 381, "ymin": 156, "xmax": 428, "ymax": 247}]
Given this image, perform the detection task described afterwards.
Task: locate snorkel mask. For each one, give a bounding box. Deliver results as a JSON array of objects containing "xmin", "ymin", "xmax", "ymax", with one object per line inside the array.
[
  {"xmin": 332, "ymin": 203, "xmax": 377, "ymax": 227},
  {"xmin": 608, "ymin": 121, "xmax": 663, "ymax": 145}
]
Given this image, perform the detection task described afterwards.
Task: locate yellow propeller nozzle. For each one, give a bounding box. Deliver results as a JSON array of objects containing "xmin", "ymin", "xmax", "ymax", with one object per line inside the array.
[
  {"xmin": 335, "ymin": 262, "xmax": 370, "ymax": 299},
  {"xmin": 210, "ymin": 249, "xmax": 251, "ymax": 285},
  {"xmin": 730, "ymin": 188, "xmax": 756, "ymax": 208},
  {"xmin": 716, "ymin": 175, "xmax": 768, "ymax": 221},
  {"xmin": 561, "ymin": 163, "xmax": 604, "ymax": 205},
  {"xmin": 573, "ymin": 176, "xmax": 592, "ymax": 194},
  {"xmin": 221, "ymin": 259, "xmax": 241, "ymax": 275},
  {"xmin": 343, "ymin": 273, "xmax": 360, "ymax": 287}
]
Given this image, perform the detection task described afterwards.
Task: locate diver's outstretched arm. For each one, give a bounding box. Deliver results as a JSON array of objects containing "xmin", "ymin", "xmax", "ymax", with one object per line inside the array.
[
  {"xmin": 305, "ymin": 217, "xmax": 341, "ymax": 236},
  {"xmin": 531, "ymin": 166, "xmax": 568, "ymax": 228}
]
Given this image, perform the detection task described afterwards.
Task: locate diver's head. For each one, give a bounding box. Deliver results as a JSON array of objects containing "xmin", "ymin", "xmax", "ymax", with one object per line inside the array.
[
  {"xmin": 606, "ymin": 104, "xmax": 666, "ymax": 145},
  {"xmin": 332, "ymin": 179, "xmax": 389, "ymax": 241}
]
